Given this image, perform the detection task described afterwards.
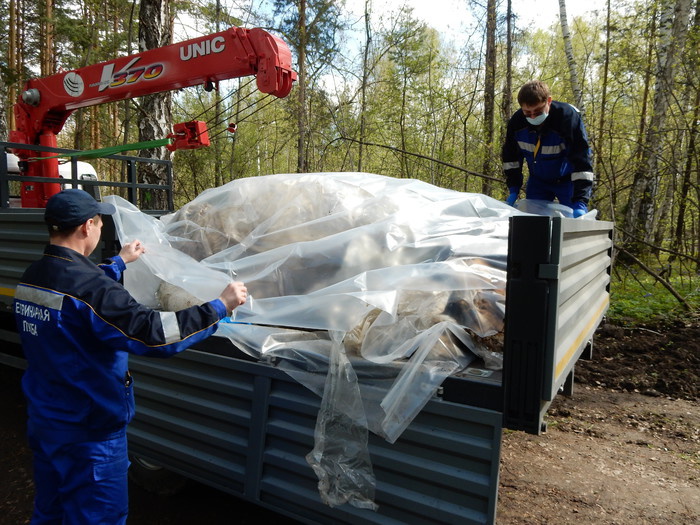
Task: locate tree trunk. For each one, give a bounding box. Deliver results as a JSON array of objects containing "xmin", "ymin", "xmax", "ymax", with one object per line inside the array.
[
  {"xmin": 673, "ymin": 91, "xmax": 699, "ymax": 252},
  {"xmin": 122, "ymin": 0, "xmax": 138, "ymax": 185},
  {"xmin": 595, "ymin": 0, "xmax": 612, "ymax": 216},
  {"xmin": 296, "ymin": 0, "xmax": 308, "ymax": 173},
  {"xmin": 558, "ymin": 0, "xmax": 584, "ymax": 115},
  {"xmin": 214, "ymin": 0, "xmax": 223, "ymax": 187},
  {"xmin": 481, "ymin": 0, "xmax": 497, "ymax": 195},
  {"xmin": 358, "ymin": 0, "xmax": 372, "ymax": 172},
  {"xmin": 137, "ymin": 0, "xmax": 174, "ymax": 210},
  {"xmin": 625, "ymin": 0, "xmax": 692, "ymax": 248},
  {"xmin": 399, "ymin": 75, "xmax": 409, "ymax": 178},
  {"xmin": 622, "ymin": 9, "xmax": 656, "ymax": 242},
  {"xmin": 672, "ymin": 1, "xmax": 700, "ymax": 258},
  {"xmin": 40, "ymin": 0, "xmax": 54, "ymax": 76},
  {"xmin": 8, "ymin": 0, "xmax": 19, "ymax": 133},
  {"xmin": 502, "ymin": 0, "xmax": 513, "ymax": 124},
  {"xmin": 0, "ymin": 77, "xmax": 7, "ymax": 142}
]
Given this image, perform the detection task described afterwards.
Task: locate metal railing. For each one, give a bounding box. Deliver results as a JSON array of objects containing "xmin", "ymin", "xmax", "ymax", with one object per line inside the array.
[{"xmin": 0, "ymin": 141, "xmax": 174, "ymax": 213}]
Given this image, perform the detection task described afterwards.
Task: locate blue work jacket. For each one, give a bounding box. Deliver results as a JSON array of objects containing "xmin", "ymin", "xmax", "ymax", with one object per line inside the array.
[
  {"xmin": 502, "ymin": 100, "xmax": 594, "ymax": 204},
  {"xmin": 13, "ymin": 244, "xmax": 226, "ymax": 442}
]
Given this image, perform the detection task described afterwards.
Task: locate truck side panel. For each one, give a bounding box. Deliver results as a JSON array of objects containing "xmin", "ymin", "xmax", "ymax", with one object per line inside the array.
[
  {"xmin": 0, "ymin": 210, "xmax": 46, "ymax": 301},
  {"xmin": 128, "ymin": 347, "xmax": 503, "ymax": 524},
  {"xmin": 547, "ymin": 219, "xmax": 612, "ymax": 400},
  {"xmin": 503, "ymin": 216, "xmax": 614, "ymax": 434},
  {"xmin": 0, "ymin": 211, "xmax": 47, "ymax": 367}
]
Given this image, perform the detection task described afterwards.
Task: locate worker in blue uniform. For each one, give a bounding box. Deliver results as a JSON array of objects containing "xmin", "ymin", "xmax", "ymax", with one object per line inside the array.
[
  {"xmin": 13, "ymin": 189, "xmax": 248, "ymax": 525},
  {"xmin": 502, "ymin": 80, "xmax": 594, "ymax": 217}
]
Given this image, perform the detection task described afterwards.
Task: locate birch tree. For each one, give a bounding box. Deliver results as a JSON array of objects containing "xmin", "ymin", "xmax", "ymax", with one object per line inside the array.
[
  {"xmin": 481, "ymin": 0, "xmax": 497, "ymax": 195},
  {"xmin": 358, "ymin": 0, "xmax": 372, "ymax": 172},
  {"xmin": 558, "ymin": 0, "xmax": 585, "ymax": 114},
  {"xmin": 594, "ymin": 0, "xmax": 612, "ymax": 214},
  {"xmin": 272, "ymin": 0, "xmax": 343, "ymax": 173},
  {"xmin": 623, "ymin": 0, "xmax": 692, "ymax": 248},
  {"xmin": 137, "ymin": 0, "xmax": 174, "ymax": 209},
  {"xmin": 671, "ymin": 0, "xmax": 700, "ymax": 260}
]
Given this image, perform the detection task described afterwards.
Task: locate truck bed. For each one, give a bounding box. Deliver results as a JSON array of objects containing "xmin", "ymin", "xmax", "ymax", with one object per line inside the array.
[{"xmin": 0, "ymin": 203, "xmax": 612, "ymax": 523}]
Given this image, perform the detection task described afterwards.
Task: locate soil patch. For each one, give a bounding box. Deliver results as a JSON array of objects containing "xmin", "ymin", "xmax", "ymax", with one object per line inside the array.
[{"xmin": 498, "ymin": 320, "xmax": 700, "ymax": 524}]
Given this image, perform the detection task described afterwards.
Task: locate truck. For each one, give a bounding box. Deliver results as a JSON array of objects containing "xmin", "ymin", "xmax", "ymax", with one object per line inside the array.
[{"xmin": 0, "ymin": 25, "xmax": 614, "ymax": 525}]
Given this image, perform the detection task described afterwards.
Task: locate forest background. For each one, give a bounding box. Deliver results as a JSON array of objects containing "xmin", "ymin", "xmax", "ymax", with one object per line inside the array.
[{"xmin": 0, "ymin": 0, "xmax": 698, "ymax": 323}]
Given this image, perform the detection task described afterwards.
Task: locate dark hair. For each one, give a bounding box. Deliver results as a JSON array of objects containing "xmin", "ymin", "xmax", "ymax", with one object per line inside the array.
[{"xmin": 517, "ymin": 80, "xmax": 551, "ymax": 106}]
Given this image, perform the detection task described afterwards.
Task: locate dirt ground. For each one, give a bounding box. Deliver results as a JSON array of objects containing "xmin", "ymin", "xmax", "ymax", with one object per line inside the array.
[
  {"xmin": 1, "ymin": 320, "xmax": 698, "ymax": 524},
  {"xmin": 498, "ymin": 319, "xmax": 700, "ymax": 524}
]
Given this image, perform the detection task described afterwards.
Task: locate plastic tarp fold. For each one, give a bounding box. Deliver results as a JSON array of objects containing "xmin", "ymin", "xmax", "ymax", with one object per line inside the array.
[{"xmin": 106, "ymin": 172, "xmax": 587, "ymax": 509}]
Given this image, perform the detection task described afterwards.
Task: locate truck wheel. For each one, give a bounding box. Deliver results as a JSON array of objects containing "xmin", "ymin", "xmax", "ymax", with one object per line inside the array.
[{"xmin": 128, "ymin": 454, "xmax": 188, "ymax": 495}]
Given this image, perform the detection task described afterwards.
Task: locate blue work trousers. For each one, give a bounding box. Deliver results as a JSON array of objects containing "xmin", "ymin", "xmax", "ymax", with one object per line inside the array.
[{"xmin": 27, "ymin": 429, "xmax": 129, "ymax": 525}]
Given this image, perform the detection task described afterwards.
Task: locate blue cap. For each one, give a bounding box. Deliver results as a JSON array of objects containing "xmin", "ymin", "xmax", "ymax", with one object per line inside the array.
[{"xmin": 44, "ymin": 189, "xmax": 116, "ymax": 230}]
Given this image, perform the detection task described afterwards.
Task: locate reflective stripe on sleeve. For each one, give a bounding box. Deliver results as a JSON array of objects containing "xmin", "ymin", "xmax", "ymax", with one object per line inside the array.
[
  {"xmin": 158, "ymin": 311, "xmax": 181, "ymax": 344},
  {"xmin": 572, "ymin": 171, "xmax": 595, "ymax": 181},
  {"xmin": 503, "ymin": 161, "xmax": 521, "ymax": 170}
]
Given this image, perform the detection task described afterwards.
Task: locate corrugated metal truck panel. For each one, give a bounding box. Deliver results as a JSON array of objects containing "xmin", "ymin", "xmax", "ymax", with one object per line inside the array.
[
  {"xmin": 0, "ymin": 212, "xmax": 48, "ymax": 304},
  {"xmin": 128, "ymin": 348, "xmax": 502, "ymax": 524},
  {"xmin": 503, "ymin": 215, "xmax": 614, "ymax": 433},
  {"xmin": 546, "ymin": 218, "xmax": 613, "ymax": 400}
]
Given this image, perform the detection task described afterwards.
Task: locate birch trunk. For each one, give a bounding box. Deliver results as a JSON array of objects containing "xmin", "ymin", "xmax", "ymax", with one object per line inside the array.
[
  {"xmin": 481, "ymin": 0, "xmax": 497, "ymax": 195},
  {"xmin": 595, "ymin": 0, "xmax": 612, "ymax": 216},
  {"xmin": 358, "ymin": 0, "xmax": 372, "ymax": 172},
  {"xmin": 137, "ymin": 0, "xmax": 174, "ymax": 210},
  {"xmin": 672, "ymin": 1, "xmax": 700, "ymax": 259},
  {"xmin": 296, "ymin": 0, "xmax": 308, "ymax": 173},
  {"xmin": 626, "ymin": 0, "xmax": 692, "ymax": 247},
  {"xmin": 558, "ymin": 0, "xmax": 584, "ymax": 115}
]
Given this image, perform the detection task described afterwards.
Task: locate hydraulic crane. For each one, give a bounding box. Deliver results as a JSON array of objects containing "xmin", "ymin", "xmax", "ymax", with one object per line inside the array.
[{"xmin": 9, "ymin": 26, "xmax": 297, "ymax": 207}]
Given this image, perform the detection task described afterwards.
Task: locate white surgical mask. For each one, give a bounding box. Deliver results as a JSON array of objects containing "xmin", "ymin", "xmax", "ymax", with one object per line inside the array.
[{"xmin": 526, "ymin": 112, "xmax": 548, "ymax": 126}]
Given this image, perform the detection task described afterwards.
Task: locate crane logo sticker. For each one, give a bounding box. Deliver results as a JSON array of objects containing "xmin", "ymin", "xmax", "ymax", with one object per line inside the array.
[
  {"xmin": 63, "ymin": 72, "xmax": 85, "ymax": 97},
  {"xmin": 94, "ymin": 57, "xmax": 164, "ymax": 92},
  {"xmin": 179, "ymin": 35, "xmax": 226, "ymax": 61}
]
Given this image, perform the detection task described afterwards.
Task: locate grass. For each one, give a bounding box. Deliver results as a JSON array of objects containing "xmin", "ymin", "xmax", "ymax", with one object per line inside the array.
[{"xmin": 607, "ymin": 269, "xmax": 700, "ymax": 326}]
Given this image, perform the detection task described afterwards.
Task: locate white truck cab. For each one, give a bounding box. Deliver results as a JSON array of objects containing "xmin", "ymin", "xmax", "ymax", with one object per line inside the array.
[{"xmin": 4, "ymin": 153, "xmax": 99, "ymax": 207}]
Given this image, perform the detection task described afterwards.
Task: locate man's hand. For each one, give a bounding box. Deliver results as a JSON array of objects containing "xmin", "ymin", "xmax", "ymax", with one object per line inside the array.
[
  {"xmin": 506, "ymin": 187, "xmax": 519, "ymax": 207},
  {"xmin": 119, "ymin": 240, "xmax": 146, "ymax": 264},
  {"xmin": 572, "ymin": 201, "xmax": 588, "ymax": 218},
  {"xmin": 218, "ymin": 281, "xmax": 248, "ymax": 315}
]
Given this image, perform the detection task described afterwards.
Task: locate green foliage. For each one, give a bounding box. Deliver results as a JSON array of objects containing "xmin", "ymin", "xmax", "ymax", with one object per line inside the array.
[
  {"xmin": 180, "ymin": 1, "xmax": 243, "ymax": 33},
  {"xmin": 271, "ymin": 0, "xmax": 343, "ymax": 69},
  {"xmin": 607, "ymin": 268, "xmax": 700, "ymax": 326}
]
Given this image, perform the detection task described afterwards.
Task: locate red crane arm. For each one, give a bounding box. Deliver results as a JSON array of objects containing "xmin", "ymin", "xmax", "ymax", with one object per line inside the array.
[
  {"xmin": 9, "ymin": 26, "xmax": 296, "ymax": 208},
  {"xmin": 12, "ymin": 27, "xmax": 296, "ymax": 146}
]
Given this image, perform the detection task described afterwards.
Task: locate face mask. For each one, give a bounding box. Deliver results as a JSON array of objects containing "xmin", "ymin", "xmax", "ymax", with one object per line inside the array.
[{"xmin": 526, "ymin": 112, "xmax": 548, "ymax": 126}]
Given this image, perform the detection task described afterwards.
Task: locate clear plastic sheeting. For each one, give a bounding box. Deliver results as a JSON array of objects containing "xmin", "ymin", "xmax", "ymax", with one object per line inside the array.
[
  {"xmin": 515, "ymin": 198, "xmax": 599, "ymax": 219},
  {"xmin": 306, "ymin": 332, "xmax": 378, "ymax": 510},
  {"xmin": 105, "ymin": 173, "xmax": 593, "ymax": 508}
]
